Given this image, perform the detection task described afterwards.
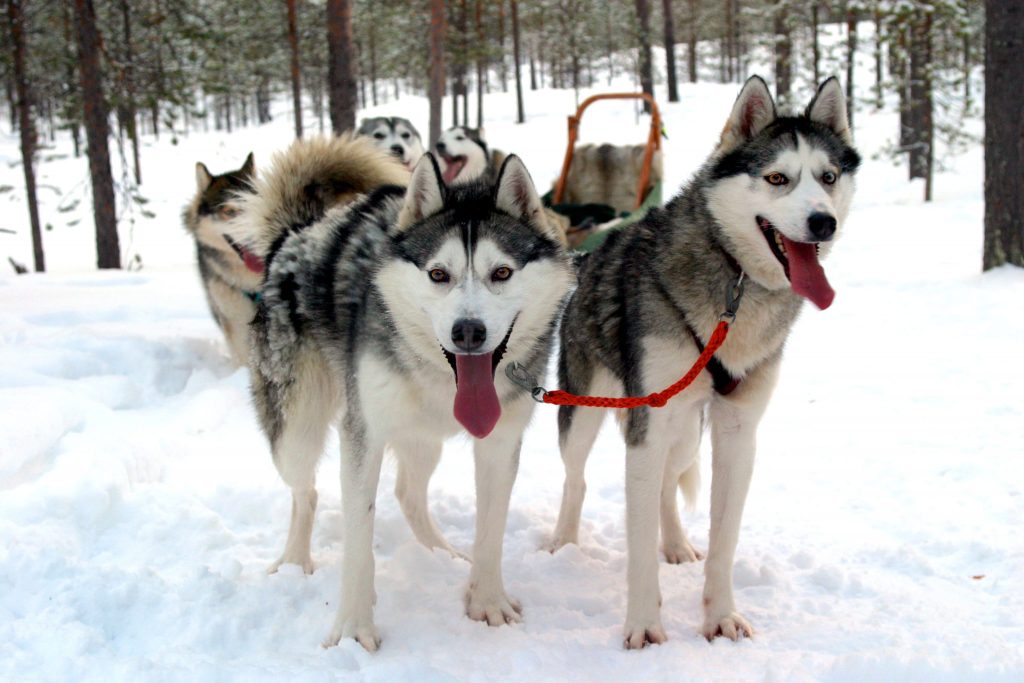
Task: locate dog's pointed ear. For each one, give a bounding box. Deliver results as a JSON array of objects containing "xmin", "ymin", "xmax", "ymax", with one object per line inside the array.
[
  {"xmin": 806, "ymin": 77, "xmax": 852, "ymax": 144},
  {"xmin": 240, "ymin": 152, "xmax": 255, "ymax": 179},
  {"xmin": 494, "ymin": 155, "xmax": 558, "ymax": 242},
  {"xmin": 397, "ymin": 153, "xmax": 446, "ymax": 232},
  {"xmin": 719, "ymin": 75, "xmax": 777, "ymax": 153},
  {"xmin": 195, "ymin": 162, "xmax": 213, "ymax": 192}
]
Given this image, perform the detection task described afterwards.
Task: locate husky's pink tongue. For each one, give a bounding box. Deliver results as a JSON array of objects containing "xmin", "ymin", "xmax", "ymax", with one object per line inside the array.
[
  {"xmin": 442, "ymin": 158, "xmax": 465, "ymax": 185},
  {"xmin": 781, "ymin": 235, "xmax": 834, "ymax": 310},
  {"xmin": 241, "ymin": 248, "xmax": 265, "ymax": 274},
  {"xmin": 453, "ymin": 353, "xmax": 501, "ymax": 439}
]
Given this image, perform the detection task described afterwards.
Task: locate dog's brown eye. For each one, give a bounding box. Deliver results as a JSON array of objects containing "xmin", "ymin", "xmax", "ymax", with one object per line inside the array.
[
  {"xmin": 492, "ymin": 266, "xmax": 513, "ymax": 282},
  {"xmin": 821, "ymin": 171, "xmax": 837, "ymax": 185},
  {"xmin": 765, "ymin": 172, "xmax": 788, "ymax": 186},
  {"xmin": 429, "ymin": 268, "xmax": 450, "ymax": 283},
  {"xmin": 218, "ymin": 205, "xmax": 240, "ymax": 220}
]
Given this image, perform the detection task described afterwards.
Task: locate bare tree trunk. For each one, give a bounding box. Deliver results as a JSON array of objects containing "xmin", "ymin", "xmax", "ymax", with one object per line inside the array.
[
  {"xmin": 119, "ymin": 0, "xmax": 141, "ymax": 185},
  {"xmin": 511, "ymin": 0, "xmax": 525, "ymax": 123},
  {"xmin": 498, "ymin": 0, "xmax": 508, "ymax": 92},
  {"xmin": 774, "ymin": 0, "xmax": 791, "ymax": 103},
  {"xmin": 634, "ymin": 0, "xmax": 654, "ymax": 113},
  {"xmin": 61, "ymin": 2, "xmax": 81, "ymax": 157},
  {"xmin": 687, "ymin": 0, "xmax": 698, "ymax": 82},
  {"xmin": 908, "ymin": 10, "xmax": 933, "ymax": 200},
  {"xmin": 428, "ymin": 0, "xmax": 446, "ymax": 147},
  {"xmin": 811, "ymin": 2, "xmax": 820, "ymax": 85},
  {"xmin": 7, "ymin": 0, "xmax": 44, "ymax": 271},
  {"xmin": 845, "ymin": 3, "xmax": 857, "ymax": 131},
  {"xmin": 369, "ymin": 12, "xmax": 378, "ymax": 107},
  {"xmin": 326, "ymin": 0, "xmax": 357, "ymax": 134},
  {"xmin": 475, "ymin": 0, "xmax": 484, "ymax": 128},
  {"xmin": 286, "ymin": 0, "xmax": 303, "ymax": 138},
  {"xmin": 529, "ymin": 44, "xmax": 537, "ymax": 90},
  {"xmin": 724, "ymin": 0, "xmax": 736, "ymax": 82},
  {"xmin": 73, "ymin": 0, "xmax": 120, "ymax": 269},
  {"xmin": 874, "ymin": 1, "xmax": 884, "ymax": 109},
  {"xmin": 983, "ymin": 0, "xmax": 1024, "ymax": 269},
  {"xmin": 662, "ymin": 0, "xmax": 678, "ymax": 101}
]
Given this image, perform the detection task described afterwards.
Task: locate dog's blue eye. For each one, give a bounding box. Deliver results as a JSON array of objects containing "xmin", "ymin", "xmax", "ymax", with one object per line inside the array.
[
  {"xmin": 429, "ymin": 268, "xmax": 450, "ymax": 283},
  {"xmin": 821, "ymin": 171, "xmax": 837, "ymax": 185},
  {"xmin": 765, "ymin": 172, "xmax": 788, "ymax": 186}
]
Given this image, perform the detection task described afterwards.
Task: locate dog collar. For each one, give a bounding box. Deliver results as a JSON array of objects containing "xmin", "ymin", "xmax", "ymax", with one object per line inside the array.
[{"xmin": 243, "ymin": 290, "xmax": 262, "ymax": 304}]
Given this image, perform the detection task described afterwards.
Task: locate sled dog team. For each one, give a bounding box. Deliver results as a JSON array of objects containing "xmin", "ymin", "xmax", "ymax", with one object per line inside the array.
[{"xmin": 184, "ymin": 77, "xmax": 859, "ymax": 650}]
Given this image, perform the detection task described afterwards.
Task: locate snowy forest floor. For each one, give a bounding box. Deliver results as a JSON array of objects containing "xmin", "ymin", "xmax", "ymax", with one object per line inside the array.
[{"xmin": 2, "ymin": 70, "xmax": 1023, "ymax": 682}]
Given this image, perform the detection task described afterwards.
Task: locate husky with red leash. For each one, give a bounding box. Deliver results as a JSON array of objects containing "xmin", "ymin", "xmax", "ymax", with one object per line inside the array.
[
  {"xmin": 234, "ymin": 135, "xmax": 572, "ymax": 650},
  {"xmin": 545, "ymin": 76, "xmax": 859, "ymax": 647}
]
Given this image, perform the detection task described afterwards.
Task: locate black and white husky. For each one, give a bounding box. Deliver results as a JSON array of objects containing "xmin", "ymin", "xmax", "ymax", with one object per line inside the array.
[
  {"xmin": 184, "ymin": 153, "xmax": 261, "ymax": 365},
  {"xmin": 548, "ymin": 77, "xmax": 859, "ymax": 647},
  {"xmin": 435, "ymin": 126, "xmax": 505, "ymax": 185},
  {"xmin": 357, "ymin": 116, "xmax": 425, "ymax": 170},
  {"xmin": 235, "ymin": 136, "xmax": 572, "ymax": 650}
]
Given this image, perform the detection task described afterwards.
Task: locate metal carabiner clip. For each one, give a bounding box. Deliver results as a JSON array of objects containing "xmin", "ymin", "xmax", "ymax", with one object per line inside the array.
[{"xmin": 505, "ymin": 362, "xmax": 547, "ymax": 403}]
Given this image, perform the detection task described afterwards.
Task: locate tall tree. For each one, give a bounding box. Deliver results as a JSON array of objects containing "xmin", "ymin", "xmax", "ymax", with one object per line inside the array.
[
  {"xmin": 6, "ymin": 0, "xmax": 44, "ymax": 272},
  {"xmin": 811, "ymin": 1, "xmax": 820, "ymax": 85},
  {"xmin": 686, "ymin": 0, "xmax": 699, "ymax": 82},
  {"xmin": 908, "ymin": 7, "xmax": 933, "ymax": 200},
  {"xmin": 326, "ymin": 0, "xmax": 357, "ymax": 134},
  {"xmin": 983, "ymin": 0, "xmax": 1021, "ymax": 269},
  {"xmin": 661, "ymin": 0, "xmax": 678, "ymax": 101},
  {"xmin": 117, "ymin": 0, "xmax": 140, "ymax": 185},
  {"xmin": 475, "ymin": 0, "xmax": 484, "ymax": 127},
  {"xmin": 428, "ymin": 0, "xmax": 446, "ymax": 147},
  {"xmin": 286, "ymin": 0, "xmax": 303, "ymax": 138},
  {"xmin": 845, "ymin": 2, "xmax": 857, "ymax": 131},
  {"xmin": 511, "ymin": 0, "xmax": 525, "ymax": 123},
  {"xmin": 774, "ymin": 0, "xmax": 791, "ymax": 103},
  {"xmin": 73, "ymin": 0, "xmax": 120, "ymax": 269},
  {"xmin": 634, "ymin": 0, "xmax": 654, "ymax": 112}
]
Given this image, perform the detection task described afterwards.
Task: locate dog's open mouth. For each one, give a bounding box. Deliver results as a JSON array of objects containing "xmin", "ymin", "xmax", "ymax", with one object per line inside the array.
[
  {"xmin": 757, "ymin": 216, "xmax": 834, "ymax": 310},
  {"xmin": 440, "ymin": 154, "xmax": 467, "ymax": 185},
  {"xmin": 440, "ymin": 322, "xmax": 514, "ymax": 439},
  {"xmin": 224, "ymin": 234, "xmax": 265, "ymax": 274}
]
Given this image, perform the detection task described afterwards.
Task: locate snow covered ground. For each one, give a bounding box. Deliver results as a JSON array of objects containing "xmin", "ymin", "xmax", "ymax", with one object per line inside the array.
[{"xmin": 2, "ymin": 60, "xmax": 1023, "ymax": 681}]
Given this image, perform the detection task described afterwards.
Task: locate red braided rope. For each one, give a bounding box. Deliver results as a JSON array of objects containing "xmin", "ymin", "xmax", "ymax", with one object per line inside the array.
[{"xmin": 541, "ymin": 320, "xmax": 731, "ymax": 408}]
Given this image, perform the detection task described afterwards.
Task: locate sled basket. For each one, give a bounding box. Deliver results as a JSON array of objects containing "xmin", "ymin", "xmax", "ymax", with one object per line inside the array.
[{"xmin": 543, "ymin": 93, "xmax": 664, "ymax": 252}]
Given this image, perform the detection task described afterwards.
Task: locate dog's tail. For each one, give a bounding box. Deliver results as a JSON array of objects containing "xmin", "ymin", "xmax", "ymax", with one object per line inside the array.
[
  {"xmin": 678, "ymin": 456, "xmax": 700, "ymax": 512},
  {"xmin": 227, "ymin": 133, "xmax": 410, "ymax": 259}
]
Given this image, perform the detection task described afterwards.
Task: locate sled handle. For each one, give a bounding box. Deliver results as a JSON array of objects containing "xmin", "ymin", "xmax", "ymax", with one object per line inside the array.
[{"xmin": 552, "ymin": 92, "xmax": 662, "ymax": 210}]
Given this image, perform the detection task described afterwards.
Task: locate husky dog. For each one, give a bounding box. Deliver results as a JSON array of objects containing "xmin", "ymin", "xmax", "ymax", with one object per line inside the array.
[
  {"xmin": 436, "ymin": 126, "xmax": 506, "ymax": 185},
  {"xmin": 548, "ymin": 76, "xmax": 859, "ymax": 648},
  {"xmin": 357, "ymin": 116, "xmax": 425, "ymax": 169},
  {"xmin": 236, "ymin": 137, "xmax": 572, "ymax": 650},
  {"xmin": 184, "ymin": 153, "xmax": 261, "ymax": 366}
]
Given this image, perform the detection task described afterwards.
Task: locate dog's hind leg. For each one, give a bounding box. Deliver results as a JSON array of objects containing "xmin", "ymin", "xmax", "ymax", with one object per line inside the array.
[
  {"xmin": 660, "ymin": 407, "xmax": 704, "ymax": 564},
  {"xmin": 266, "ymin": 350, "xmax": 340, "ymax": 575},
  {"xmin": 393, "ymin": 439, "xmax": 466, "ymax": 559}
]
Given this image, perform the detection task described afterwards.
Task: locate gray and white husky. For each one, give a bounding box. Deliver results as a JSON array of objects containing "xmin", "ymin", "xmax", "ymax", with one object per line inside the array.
[
  {"xmin": 184, "ymin": 153, "xmax": 261, "ymax": 366},
  {"xmin": 357, "ymin": 116, "xmax": 425, "ymax": 169},
  {"xmin": 547, "ymin": 76, "xmax": 859, "ymax": 648},
  {"xmin": 236, "ymin": 136, "xmax": 572, "ymax": 650}
]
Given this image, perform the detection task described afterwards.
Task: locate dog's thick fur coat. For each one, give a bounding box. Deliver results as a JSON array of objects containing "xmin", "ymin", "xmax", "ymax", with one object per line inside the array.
[{"xmin": 549, "ymin": 77, "xmax": 860, "ymax": 648}]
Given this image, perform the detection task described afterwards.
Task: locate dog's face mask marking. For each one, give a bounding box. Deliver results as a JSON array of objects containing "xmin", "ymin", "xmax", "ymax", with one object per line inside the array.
[
  {"xmin": 379, "ymin": 153, "xmax": 567, "ymax": 439},
  {"xmin": 707, "ymin": 77, "xmax": 860, "ymax": 310},
  {"xmin": 358, "ymin": 117, "xmax": 425, "ymax": 169},
  {"xmin": 435, "ymin": 126, "xmax": 489, "ymax": 185}
]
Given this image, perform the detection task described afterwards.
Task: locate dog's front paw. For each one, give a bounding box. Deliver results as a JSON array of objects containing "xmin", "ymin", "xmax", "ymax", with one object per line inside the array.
[
  {"xmin": 623, "ymin": 618, "xmax": 668, "ymax": 649},
  {"xmin": 267, "ymin": 553, "xmax": 315, "ymax": 575},
  {"xmin": 701, "ymin": 612, "xmax": 753, "ymax": 641},
  {"xmin": 541, "ymin": 534, "xmax": 576, "ymax": 554},
  {"xmin": 324, "ymin": 614, "xmax": 381, "ymax": 652},
  {"xmin": 662, "ymin": 538, "xmax": 704, "ymax": 564},
  {"xmin": 464, "ymin": 585, "xmax": 523, "ymax": 626}
]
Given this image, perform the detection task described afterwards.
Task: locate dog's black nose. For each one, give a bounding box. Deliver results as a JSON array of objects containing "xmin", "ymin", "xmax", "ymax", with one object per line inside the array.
[
  {"xmin": 807, "ymin": 213, "xmax": 837, "ymax": 241},
  {"xmin": 436, "ymin": 142, "xmax": 447, "ymax": 154},
  {"xmin": 390, "ymin": 145, "xmax": 404, "ymax": 157},
  {"xmin": 452, "ymin": 318, "xmax": 487, "ymax": 352}
]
